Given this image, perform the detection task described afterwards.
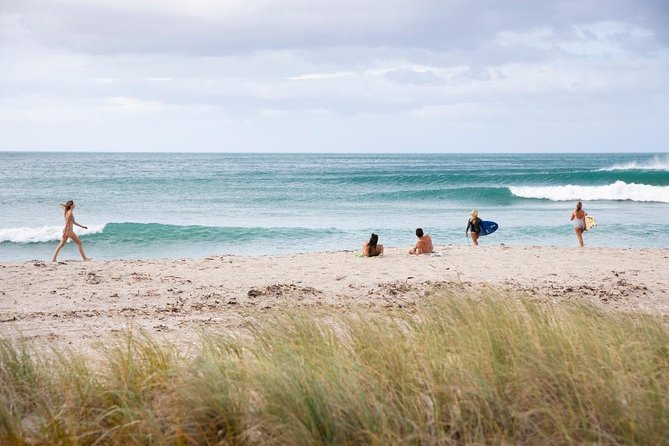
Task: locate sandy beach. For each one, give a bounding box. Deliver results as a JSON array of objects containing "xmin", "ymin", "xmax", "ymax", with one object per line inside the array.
[{"xmin": 1, "ymin": 246, "xmax": 668, "ymax": 349}]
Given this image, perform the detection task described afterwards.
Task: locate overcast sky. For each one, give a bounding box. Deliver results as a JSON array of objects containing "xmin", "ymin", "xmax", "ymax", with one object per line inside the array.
[{"xmin": 1, "ymin": 0, "xmax": 668, "ymax": 152}]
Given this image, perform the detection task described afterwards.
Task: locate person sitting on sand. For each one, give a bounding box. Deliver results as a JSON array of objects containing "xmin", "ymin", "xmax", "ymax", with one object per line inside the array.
[
  {"xmin": 408, "ymin": 228, "xmax": 433, "ymax": 255},
  {"xmin": 362, "ymin": 233, "xmax": 384, "ymax": 257},
  {"xmin": 52, "ymin": 200, "xmax": 91, "ymax": 262},
  {"xmin": 465, "ymin": 210, "xmax": 483, "ymax": 246},
  {"xmin": 570, "ymin": 201, "xmax": 587, "ymax": 247}
]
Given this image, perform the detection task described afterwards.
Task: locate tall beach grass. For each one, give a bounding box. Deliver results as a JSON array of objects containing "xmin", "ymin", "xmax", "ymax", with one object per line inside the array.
[{"xmin": 1, "ymin": 292, "xmax": 668, "ymax": 445}]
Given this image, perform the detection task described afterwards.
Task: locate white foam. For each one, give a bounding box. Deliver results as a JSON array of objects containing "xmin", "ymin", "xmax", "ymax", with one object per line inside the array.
[
  {"xmin": 0, "ymin": 224, "xmax": 105, "ymax": 243},
  {"xmin": 599, "ymin": 155, "xmax": 669, "ymax": 171},
  {"xmin": 509, "ymin": 181, "xmax": 669, "ymax": 203}
]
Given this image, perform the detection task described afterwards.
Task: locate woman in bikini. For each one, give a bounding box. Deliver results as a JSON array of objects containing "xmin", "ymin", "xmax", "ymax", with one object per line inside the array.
[
  {"xmin": 362, "ymin": 233, "xmax": 384, "ymax": 257},
  {"xmin": 570, "ymin": 201, "xmax": 587, "ymax": 247},
  {"xmin": 52, "ymin": 200, "xmax": 92, "ymax": 262}
]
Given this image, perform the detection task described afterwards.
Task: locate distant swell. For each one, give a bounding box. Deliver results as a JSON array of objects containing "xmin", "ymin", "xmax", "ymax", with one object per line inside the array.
[
  {"xmin": 509, "ymin": 181, "xmax": 669, "ymax": 203},
  {"xmin": 363, "ymin": 187, "xmax": 514, "ymax": 203},
  {"xmin": 599, "ymin": 155, "xmax": 669, "ymax": 172}
]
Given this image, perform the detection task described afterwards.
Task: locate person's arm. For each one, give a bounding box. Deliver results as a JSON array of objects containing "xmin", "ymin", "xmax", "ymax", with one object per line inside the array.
[
  {"xmin": 465, "ymin": 221, "xmax": 471, "ymax": 237},
  {"xmin": 73, "ymin": 219, "xmax": 88, "ymax": 229},
  {"xmin": 570, "ymin": 212, "xmax": 575, "ymax": 221}
]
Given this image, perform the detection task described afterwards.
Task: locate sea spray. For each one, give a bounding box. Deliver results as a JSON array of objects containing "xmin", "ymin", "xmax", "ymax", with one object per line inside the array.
[{"xmin": 599, "ymin": 154, "xmax": 669, "ymax": 172}]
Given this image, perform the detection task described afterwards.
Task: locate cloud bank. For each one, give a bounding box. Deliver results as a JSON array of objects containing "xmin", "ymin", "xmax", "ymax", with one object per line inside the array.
[{"xmin": 1, "ymin": 0, "xmax": 667, "ymax": 152}]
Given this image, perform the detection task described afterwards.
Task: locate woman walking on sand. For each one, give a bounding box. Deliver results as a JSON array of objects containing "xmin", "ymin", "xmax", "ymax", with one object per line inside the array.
[
  {"xmin": 52, "ymin": 200, "xmax": 91, "ymax": 262},
  {"xmin": 570, "ymin": 201, "xmax": 587, "ymax": 247}
]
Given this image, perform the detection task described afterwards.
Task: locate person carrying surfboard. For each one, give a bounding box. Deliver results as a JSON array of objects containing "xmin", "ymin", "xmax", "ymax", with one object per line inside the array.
[
  {"xmin": 465, "ymin": 210, "xmax": 483, "ymax": 246},
  {"xmin": 570, "ymin": 201, "xmax": 587, "ymax": 247}
]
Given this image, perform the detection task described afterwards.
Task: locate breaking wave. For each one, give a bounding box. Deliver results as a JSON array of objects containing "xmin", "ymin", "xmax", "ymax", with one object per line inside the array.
[
  {"xmin": 509, "ymin": 181, "xmax": 669, "ymax": 203},
  {"xmin": 0, "ymin": 222, "xmax": 345, "ymax": 245},
  {"xmin": 0, "ymin": 224, "xmax": 106, "ymax": 243}
]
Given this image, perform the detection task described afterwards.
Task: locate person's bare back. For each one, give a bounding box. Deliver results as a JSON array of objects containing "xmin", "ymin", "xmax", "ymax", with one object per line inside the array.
[
  {"xmin": 414, "ymin": 234, "xmax": 433, "ymax": 254},
  {"xmin": 409, "ymin": 228, "xmax": 434, "ymax": 255}
]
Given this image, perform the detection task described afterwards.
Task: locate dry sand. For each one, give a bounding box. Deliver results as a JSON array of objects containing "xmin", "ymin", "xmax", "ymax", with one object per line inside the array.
[{"xmin": 1, "ymin": 246, "xmax": 668, "ymax": 349}]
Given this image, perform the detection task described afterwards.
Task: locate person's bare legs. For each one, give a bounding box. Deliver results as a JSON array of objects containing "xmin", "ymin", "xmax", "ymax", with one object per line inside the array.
[
  {"xmin": 575, "ymin": 228, "xmax": 585, "ymax": 247},
  {"xmin": 377, "ymin": 244, "xmax": 384, "ymax": 255},
  {"xmin": 471, "ymin": 232, "xmax": 479, "ymax": 246},
  {"xmin": 69, "ymin": 232, "xmax": 91, "ymax": 261},
  {"xmin": 52, "ymin": 232, "xmax": 91, "ymax": 262},
  {"xmin": 51, "ymin": 235, "xmax": 68, "ymax": 262}
]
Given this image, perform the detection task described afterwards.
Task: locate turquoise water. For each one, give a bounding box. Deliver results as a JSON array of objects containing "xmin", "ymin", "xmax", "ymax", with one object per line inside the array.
[{"xmin": 1, "ymin": 152, "xmax": 668, "ymax": 260}]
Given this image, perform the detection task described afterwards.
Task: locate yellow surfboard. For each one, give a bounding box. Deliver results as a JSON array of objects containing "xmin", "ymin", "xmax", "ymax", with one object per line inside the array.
[{"xmin": 585, "ymin": 215, "xmax": 597, "ymax": 231}]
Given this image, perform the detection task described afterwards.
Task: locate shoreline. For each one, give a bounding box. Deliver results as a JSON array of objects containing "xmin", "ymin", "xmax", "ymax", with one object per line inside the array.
[
  {"xmin": 3, "ymin": 240, "xmax": 669, "ymax": 263},
  {"xmin": 2, "ymin": 245, "xmax": 668, "ymax": 349}
]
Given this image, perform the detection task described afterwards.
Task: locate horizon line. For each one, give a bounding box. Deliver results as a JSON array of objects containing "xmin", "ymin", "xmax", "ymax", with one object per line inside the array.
[{"xmin": 1, "ymin": 150, "xmax": 667, "ymax": 155}]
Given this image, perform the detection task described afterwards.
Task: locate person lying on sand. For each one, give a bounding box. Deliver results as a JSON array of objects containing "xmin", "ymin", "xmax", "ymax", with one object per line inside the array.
[
  {"xmin": 362, "ymin": 233, "xmax": 384, "ymax": 257},
  {"xmin": 408, "ymin": 228, "xmax": 433, "ymax": 255}
]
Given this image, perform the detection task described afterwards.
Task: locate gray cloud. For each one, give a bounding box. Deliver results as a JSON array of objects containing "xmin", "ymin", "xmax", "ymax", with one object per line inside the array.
[
  {"xmin": 0, "ymin": 0, "xmax": 667, "ymax": 151},
  {"xmin": 4, "ymin": 0, "xmax": 668, "ymax": 55}
]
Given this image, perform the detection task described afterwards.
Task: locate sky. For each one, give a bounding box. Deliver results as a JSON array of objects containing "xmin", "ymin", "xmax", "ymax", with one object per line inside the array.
[{"xmin": 1, "ymin": 0, "xmax": 668, "ymax": 153}]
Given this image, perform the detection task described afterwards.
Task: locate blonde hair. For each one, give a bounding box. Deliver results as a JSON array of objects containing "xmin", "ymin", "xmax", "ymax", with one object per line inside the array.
[
  {"xmin": 60, "ymin": 200, "xmax": 74, "ymax": 216},
  {"xmin": 470, "ymin": 209, "xmax": 478, "ymax": 222},
  {"xmin": 576, "ymin": 201, "xmax": 582, "ymax": 212}
]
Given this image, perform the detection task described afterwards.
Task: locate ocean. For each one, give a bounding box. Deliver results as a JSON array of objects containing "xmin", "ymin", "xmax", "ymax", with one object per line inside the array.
[{"xmin": 1, "ymin": 152, "xmax": 668, "ymax": 261}]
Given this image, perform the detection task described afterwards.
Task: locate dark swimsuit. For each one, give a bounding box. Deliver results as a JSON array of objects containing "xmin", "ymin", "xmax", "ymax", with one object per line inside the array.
[{"xmin": 466, "ymin": 218, "xmax": 483, "ymax": 234}]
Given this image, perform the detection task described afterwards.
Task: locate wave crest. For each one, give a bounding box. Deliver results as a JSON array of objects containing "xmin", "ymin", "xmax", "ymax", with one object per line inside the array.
[
  {"xmin": 0, "ymin": 223, "xmax": 345, "ymax": 245},
  {"xmin": 599, "ymin": 155, "xmax": 669, "ymax": 171},
  {"xmin": 0, "ymin": 224, "xmax": 106, "ymax": 244},
  {"xmin": 509, "ymin": 181, "xmax": 669, "ymax": 203}
]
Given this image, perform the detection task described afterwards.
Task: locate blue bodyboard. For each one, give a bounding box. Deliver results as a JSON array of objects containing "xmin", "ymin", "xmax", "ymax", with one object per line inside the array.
[{"xmin": 480, "ymin": 221, "xmax": 498, "ymax": 236}]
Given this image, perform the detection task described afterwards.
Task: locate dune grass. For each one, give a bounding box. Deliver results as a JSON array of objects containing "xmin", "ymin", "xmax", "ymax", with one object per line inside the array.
[{"xmin": 1, "ymin": 292, "xmax": 668, "ymax": 445}]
